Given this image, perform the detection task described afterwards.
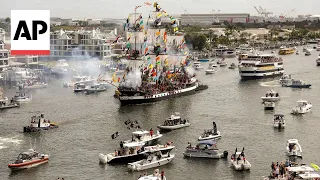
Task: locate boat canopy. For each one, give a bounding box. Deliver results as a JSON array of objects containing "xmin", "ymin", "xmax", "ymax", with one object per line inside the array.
[
  {"xmin": 132, "ymin": 130, "xmax": 149, "ymax": 135},
  {"xmin": 124, "ymin": 142, "xmax": 145, "ymax": 148},
  {"xmin": 198, "ymin": 139, "xmax": 216, "ymax": 146}
]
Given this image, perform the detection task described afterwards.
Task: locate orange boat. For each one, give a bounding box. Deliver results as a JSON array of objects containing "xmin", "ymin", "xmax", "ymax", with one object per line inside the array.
[{"xmin": 8, "ymin": 149, "xmax": 49, "ymax": 170}]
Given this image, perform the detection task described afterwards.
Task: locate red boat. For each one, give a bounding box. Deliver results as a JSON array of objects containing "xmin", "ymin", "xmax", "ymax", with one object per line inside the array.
[{"xmin": 8, "ymin": 149, "xmax": 49, "ymax": 170}]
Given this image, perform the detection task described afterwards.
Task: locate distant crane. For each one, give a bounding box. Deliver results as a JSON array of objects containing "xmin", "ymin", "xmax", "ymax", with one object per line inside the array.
[
  {"xmin": 279, "ymin": 9, "xmax": 296, "ymax": 19},
  {"xmin": 181, "ymin": 7, "xmax": 197, "ymax": 25},
  {"xmin": 253, "ymin": 6, "xmax": 273, "ymax": 20}
]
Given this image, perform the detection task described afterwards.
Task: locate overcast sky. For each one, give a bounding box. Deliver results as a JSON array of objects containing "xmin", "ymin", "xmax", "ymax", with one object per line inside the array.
[{"xmin": 1, "ymin": 0, "xmax": 319, "ymax": 19}]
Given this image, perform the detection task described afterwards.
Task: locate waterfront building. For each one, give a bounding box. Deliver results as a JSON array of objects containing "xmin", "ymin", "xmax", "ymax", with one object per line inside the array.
[{"xmin": 181, "ymin": 13, "xmax": 250, "ymax": 25}]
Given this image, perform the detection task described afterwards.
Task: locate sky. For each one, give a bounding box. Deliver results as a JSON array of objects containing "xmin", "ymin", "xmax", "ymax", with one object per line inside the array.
[{"xmin": 1, "ymin": 0, "xmax": 319, "ymax": 19}]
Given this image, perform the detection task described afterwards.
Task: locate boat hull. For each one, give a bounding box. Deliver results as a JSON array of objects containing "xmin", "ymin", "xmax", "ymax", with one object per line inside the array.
[
  {"xmin": 183, "ymin": 150, "xmax": 227, "ymax": 159},
  {"xmin": 264, "ymin": 106, "xmax": 275, "ymax": 110},
  {"xmin": 231, "ymin": 160, "xmax": 251, "ymax": 171},
  {"xmin": 119, "ymin": 84, "xmax": 204, "ymax": 105},
  {"xmin": 23, "ymin": 125, "xmax": 58, "ymax": 132},
  {"xmin": 240, "ymin": 72, "xmax": 284, "ymax": 80},
  {"xmin": 99, "ymin": 153, "xmax": 145, "ymax": 164},
  {"xmin": 8, "ymin": 157, "xmax": 49, "ymax": 170},
  {"xmin": 157, "ymin": 123, "xmax": 190, "ymax": 130},
  {"xmin": 0, "ymin": 104, "xmax": 20, "ymax": 109},
  {"xmin": 283, "ymin": 84, "xmax": 311, "ymax": 88},
  {"xmin": 128, "ymin": 154, "xmax": 174, "ymax": 171},
  {"xmin": 261, "ymin": 97, "xmax": 280, "ymax": 102},
  {"xmin": 198, "ymin": 131, "xmax": 221, "ymax": 141}
]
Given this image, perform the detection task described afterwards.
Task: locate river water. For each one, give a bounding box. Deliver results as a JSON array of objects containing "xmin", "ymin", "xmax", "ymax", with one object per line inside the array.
[{"xmin": 1, "ymin": 47, "xmax": 320, "ymax": 180}]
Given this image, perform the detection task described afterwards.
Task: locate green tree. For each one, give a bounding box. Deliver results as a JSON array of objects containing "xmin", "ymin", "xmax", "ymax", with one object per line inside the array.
[{"xmin": 195, "ymin": 34, "xmax": 208, "ymax": 51}]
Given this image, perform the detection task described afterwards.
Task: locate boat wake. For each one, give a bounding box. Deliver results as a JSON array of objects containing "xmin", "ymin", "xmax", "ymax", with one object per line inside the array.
[
  {"xmin": 0, "ymin": 136, "xmax": 23, "ymax": 150},
  {"xmin": 259, "ymin": 80, "xmax": 281, "ymax": 87}
]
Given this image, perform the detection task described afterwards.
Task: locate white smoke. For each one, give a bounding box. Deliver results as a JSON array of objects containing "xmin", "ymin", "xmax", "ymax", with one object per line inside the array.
[{"xmin": 120, "ymin": 69, "xmax": 142, "ymax": 88}]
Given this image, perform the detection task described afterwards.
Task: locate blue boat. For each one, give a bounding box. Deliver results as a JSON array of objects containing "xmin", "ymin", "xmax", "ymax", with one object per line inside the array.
[
  {"xmin": 282, "ymin": 79, "xmax": 311, "ymax": 88},
  {"xmin": 198, "ymin": 59, "xmax": 209, "ymax": 62}
]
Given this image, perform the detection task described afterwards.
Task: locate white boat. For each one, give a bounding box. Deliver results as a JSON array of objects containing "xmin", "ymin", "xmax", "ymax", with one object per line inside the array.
[
  {"xmin": 261, "ymin": 90, "xmax": 280, "ymax": 102},
  {"xmin": 209, "ymin": 62, "xmax": 218, "ymax": 68},
  {"xmin": 8, "ymin": 149, "xmax": 49, "ymax": 170},
  {"xmin": 305, "ymin": 50, "xmax": 311, "ymax": 56},
  {"xmin": 21, "ymin": 81, "xmax": 47, "ymax": 89},
  {"xmin": 292, "ymin": 100, "xmax": 312, "ymax": 114},
  {"xmin": 273, "ymin": 114, "xmax": 285, "ymax": 128},
  {"xmin": 51, "ymin": 59, "xmax": 70, "ymax": 75},
  {"xmin": 228, "ymin": 63, "xmax": 236, "ymax": 69},
  {"xmin": 220, "ymin": 62, "xmax": 227, "ymax": 67},
  {"xmin": 286, "ymin": 139, "xmax": 302, "ymax": 157},
  {"xmin": 73, "ymin": 83, "xmax": 86, "ymax": 93},
  {"xmin": 205, "ymin": 68, "xmax": 216, "ymax": 75},
  {"xmin": 12, "ymin": 92, "xmax": 32, "ymax": 103},
  {"xmin": 198, "ymin": 122, "xmax": 221, "ymax": 141},
  {"xmin": 217, "ymin": 59, "xmax": 225, "ymax": 64},
  {"xmin": 157, "ymin": 113, "xmax": 190, "ymax": 130},
  {"xmin": 264, "ymin": 101, "xmax": 275, "ymax": 110},
  {"xmin": 183, "ymin": 140, "xmax": 228, "ymax": 159},
  {"xmin": 128, "ymin": 145, "xmax": 175, "ymax": 171},
  {"xmin": 279, "ymin": 74, "xmax": 292, "ymax": 85},
  {"xmin": 230, "ymin": 148, "xmax": 251, "ymax": 171},
  {"xmin": 84, "ymin": 83, "xmax": 109, "ymax": 94},
  {"xmin": 123, "ymin": 130, "xmax": 163, "ymax": 147},
  {"xmin": 296, "ymin": 50, "xmax": 300, "ymax": 55},
  {"xmin": 138, "ymin": 169, "xmax": 166, "ymax": 180},
  {"xmin": 316, "ymin": 56, "xmax": 320, "ymax": 66},
  {"xmin": 303, "ymin": 47, "xmax": 308, "ymax": 52},
  {"xmin": 63, "ymin": 76, "xmax": 95, "ymax": 87}
]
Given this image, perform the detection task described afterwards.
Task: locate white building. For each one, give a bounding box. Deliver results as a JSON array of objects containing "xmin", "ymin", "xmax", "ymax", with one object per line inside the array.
[
  {"xmin": 181, "ymin": 13, "xmax": 250, "ymax": 25},
  {"xmin": 0, "ymin": 40, "xmax": 9, "ymax": 71},
  {"xmin": 49, "ymin": 28, "xmax": 117, "ymax": 59}
]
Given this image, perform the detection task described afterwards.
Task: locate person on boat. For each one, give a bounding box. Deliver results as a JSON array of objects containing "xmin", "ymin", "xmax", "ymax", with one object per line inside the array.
[
  {"xmin": 285, "ymin": 159, "xmax": 290, "ymax": 167},
  {"xmin": 187, "ymin": 142, "xmax": 191, "ymax": 148},
  {"xmin": 120, "ymin": 141, "xmax": 123, "ymax": 148},
  {"xmin": 114, "ymin": 150, "xmax": 118, "ymax": 157},
  {"xmin": 236, "ymin": 155, "xmax": 241, "ymax": 164},
  {"xmin": 149, "ymin": 128, "xmax": 154, "ymax": 137}
]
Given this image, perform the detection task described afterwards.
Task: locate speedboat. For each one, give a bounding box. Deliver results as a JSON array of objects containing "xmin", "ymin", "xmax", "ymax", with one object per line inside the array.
[
  {"xmin": 0, "ymin": 98, "xmax": 20, "ymax": 110},
  {"xmin": 198, "ymin": 122, "xmax": 221, "ymax": 141},
  {"xmin": 23, "ymin": 113, "xmax": 58, "ymax": 132},
  {"xmin": 305, "ymin": 50, "xmax": 311, "ymax": 56},
  {"xmin": 99, "ymin": 141, "xmax": 145, "ymax": 164},
  {"xmin": 128, "ymin": 145, "xmax": 175, "ymax": 171},
  {"xmin": 220, "ymin": 61, "xmax": 227, "ymax": 67},
  {"xmin": 157, "ymin": 113, "xmax": 190, "ymax": 130},
  {"xmin": 8, "ymin": 149, "xmax": 49, "ymax": 170},
  {"xmin": 316, "ymin": 56, "xmax": 320, "ymax": 66},
  {"xmin": 12, "ymin": 92, "xmax": 32, "ymax": 103},
  {"xmin": 209, "ymin": 62, "xmax": 218, "ymax": 68},
  {"xmin": 230, "ymin": 148, "xmax": 251, "ymax": 171},
  {"xmin": 84, "ymin": 83, "xmax": 109, "ymax": 94},
  {"xmin": 282, "ymin": 79, "xmax": 311, "ymax": 88},
  {"xmin": 273, "ymin": 114, "xmax": 285, "ymax": 128},
  {"xmin": 261, "ymin": 90, "xmax": 280, "ymax": 102},
  {"xmin": 123, "ymin": 129, "xmax": 163, "ymax": 147},
  {"xmin": 228, "ymin": 63, "xmax": 236, "ymax": 69},
  {"xmin": 264, "ymin": 101, "xmax": 275, "ymax": 110},
  {"xmin": 138, "ymin": 169, "xmax": 166, "ymax": 180},
  {"xmin": 73, "ymin": 83, "xmax": 86, "ymax": 93},
  {"xmin": 279, "ymin": 74, "xmax": 292, "ymax": 85},
  {"xmin": 292, "ymin": 100, "xmax": 312, "ymax": 114},
  {"xmin": 205, "ymin": 68, "xmax": 215, "ymax": 75},
  {"xmin": 286, "ymin": 139, "xmax": 302, "ymax": 158},
  {"xmin": 183, "ymin": 140, "xmax": 228, "ymax": 159}
]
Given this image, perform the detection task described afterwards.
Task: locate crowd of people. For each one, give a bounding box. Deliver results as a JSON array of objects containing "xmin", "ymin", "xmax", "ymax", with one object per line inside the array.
[{"xmin": 270, "ymin": 160, "xmax": 293, "ymax": 179}]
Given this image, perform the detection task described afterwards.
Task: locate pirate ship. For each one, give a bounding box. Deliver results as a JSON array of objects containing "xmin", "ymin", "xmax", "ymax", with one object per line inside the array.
[{"xmin": 116, "ymin": 2, "xmax": 207, "ymax": 105}]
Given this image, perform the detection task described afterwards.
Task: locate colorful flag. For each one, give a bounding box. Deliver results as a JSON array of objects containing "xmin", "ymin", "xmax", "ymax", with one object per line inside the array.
[{"xmin": 144, "ymin": 2, "xmax": 152, "ymax": 6}]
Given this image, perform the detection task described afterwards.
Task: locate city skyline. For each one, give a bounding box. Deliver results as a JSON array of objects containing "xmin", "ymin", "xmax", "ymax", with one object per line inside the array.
[{"xmin": 1, "ymin": 0, "xmax": 319, "ymax": 19}]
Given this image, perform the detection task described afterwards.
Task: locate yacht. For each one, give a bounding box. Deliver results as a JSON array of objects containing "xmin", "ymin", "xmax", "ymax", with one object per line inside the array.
[
  {"xmin": 286, "ymin": 139, "xmax": 302, "ymax": 158},
  {"xmin": 8, "ymin": 149, "xmax": 49, "ymax": 170},
  {"xmin": 127, "ymin": 145, "xmax": 175, "ymax": 171},
  {"xmin": 261, "ymin": 90, "xmax": 280, "ymax": 102},
  {"xmin": 23, "ymin": 113, "xmax": 58, "ymax": 132},
  {"xmin": 316, "ymin": 55, "xmax": 320, "ymax": 66},
  {"xmin": 123, "ymin": 130, "xmax": 163, "ymax": 147},
  {"xmin": 84, "ymin": 83, "xmax": 109, "ymax": 94},
  {"xmin": 12, "ymin": 92, "xmax": 32, "ymax": 103},
  {"xmin": 264, "ymin": 101, "xmax": 275, "ymax": 110},
  {"xmin": 205, "ymin": 68, "xmax": 216, "ymax": 75},
  {"xmin": 238, "ymin": 54, "xmax": 284, "ymax": 80},
  {"xmin": 198, "ymin": 122, "xmax": 221, "ymax": 141},
  {"xmin": 273, "ymin": 114, "xmax": 285, "ymax": 128},
  {"xmin": 230, "ymin": 148, "xmax": 251, "ymax": 171},
  {"xmin": 157, "ymin": 113, "xmax": 190, "ymax": 130},
  {"xmin": 282, "ymin": 79, "xmax": 311, "ymax": 88},
  {"xmin": 292, "ymin": 100, "xmax": 312, "ymax": 114},
  {"xmin": 183, "ymin": 140, "xmax": 228, "ymax": 159}
]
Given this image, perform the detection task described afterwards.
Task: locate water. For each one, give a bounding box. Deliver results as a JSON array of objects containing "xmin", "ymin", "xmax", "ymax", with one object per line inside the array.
[{"xmin": 1, "ymin": 47, "xmax": 320, "ymax": 180}]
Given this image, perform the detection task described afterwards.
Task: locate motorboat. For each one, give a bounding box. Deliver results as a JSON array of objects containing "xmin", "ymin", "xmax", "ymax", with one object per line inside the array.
[
  {"xmin": 205, "ymin": 68, "xmax": 216, "ymax": 75},
  {"xmin": 20, "ymin": 81, "xmax": 47, "ymax": 89},
  {"xmin": 279, "ymin": 74, "xmax": 292, "ymax": 85},
  {"xmin": 303, "ymin": 47, "xmax": 308, "ymax": 52},
  {"xmin": 305, "ymin": 50, "xmax": 311, "ymax": 56},
  {"xmin": 217, "ymin": 59, "xmax": 224, "ymax": 64},
  {"xmin": 265, "ymin": 163, "xmax": 320, "ymax": 180},
  {"xmin": 0, "ymin": 97, "xmax": 20, "ymax": 110},
  {"xmin": 292, "ymin": 100, "xmax": 312, "ymax": 114},
  {"xmin": 73, "ymin": 83, "xmax": 86, "ymax": 93},
  {"xmin": 286, "ymin": 139, "xmax": 302, "ymax": 158},
  {"xmin": 209, "ymin": 62, "xmax": 218, "ymax": 68},
  {"xmin": 264, "ymin": 101, "xmax": 275, "ymax": 110},
  {"xmin": 128, "ymin": 145, "xmax": 175, "ymax": 171},
  {"xmin": 228, "ymin": 63, "xmax": 236, "ymax": 69},
  {"xmin": 261, "ymin": 90, "xmax": 280, "ymax": 102},
  {"xmin": 12, "ymin": 92, "xmax": 32, "ymax": 103},
  {"xmin": 230, "ymin": 147, "xmax": 251, "ymax": 171},
  {"xmin": 84, "ymin": 83, "xmax": 109, "ymax": 94},
  {"xmin": 198, "ymin": 122, "xmax": 221, "ymax": 141},
  {"xmin": 23, "ymin": 113, "xmax": 58, "ymax": 132},
  {"xmin": 271, "ymin": 51, "xmax": 275, "ymax": 54},
  {"xmin": 273, "ymin": 114, "xmax": 285, "ymax": 129},
  {"xmin": 157, "ymin": 113, "xmax": 190, "ymax": 130},
  {"xmin": 282, "ymin": 79, "xmax": 311, "ymax": 88},
  {"xmin": 220, "ymin": 61, "xmax": 227, "ymax": 67},
  {"xmin": 8, "ymin": 149, "xmax": 49, "ymax": 170},
  {"xmin": 183, "ymin": 139, "xmax": 228, "ymax": 159},
  {"xmin": 63, "ymin": 76, "xmax": 95, "ymax": 87},
  {"xmin": 138, "ymin": 169, "xmax": 166, "ymax": 180},
  {"xmin": 316, "ymin": 56, "xmax": 320, "ymax": 66},
  {"xmin": 296, "ymin": 50, "xmax": 300, "ymax": 55},
  {"xmin": 51, "ymin": 59, "xmax": 70, "ymax": 76},
  {"xmin": 123, "ymin": 129, "xmax": 163, "ymax": 147}
]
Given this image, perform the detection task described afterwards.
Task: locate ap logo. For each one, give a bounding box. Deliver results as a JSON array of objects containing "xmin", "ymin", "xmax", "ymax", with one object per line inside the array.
[{"xmin": 11, "ymin": 10, "xmax": 50, "ymax": 55}]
